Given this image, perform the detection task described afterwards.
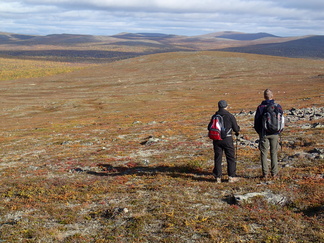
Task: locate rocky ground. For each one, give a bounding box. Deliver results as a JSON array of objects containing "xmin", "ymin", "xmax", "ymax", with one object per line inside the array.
[{"xmin": 0, "ymin": 51, "xmax": 323, "ymax": 242}]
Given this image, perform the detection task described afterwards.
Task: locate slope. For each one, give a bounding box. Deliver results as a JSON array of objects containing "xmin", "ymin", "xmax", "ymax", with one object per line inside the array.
[
  {"xmin": 0, "ymin": 51, "xmax": 323, "ymax": 242},
  {"xmin": 219, "ymin": 35, "xmax": 324, "ymax": 59}
]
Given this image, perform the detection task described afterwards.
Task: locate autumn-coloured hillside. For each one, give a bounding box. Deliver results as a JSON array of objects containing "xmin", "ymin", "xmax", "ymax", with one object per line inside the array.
[
  {"xmin": 1, "ymin": 31, "xmax": 323, "ymax": 62},
  {"xmin": 0, "ymin": 51, "xmax": 323, "ymax": 242}
]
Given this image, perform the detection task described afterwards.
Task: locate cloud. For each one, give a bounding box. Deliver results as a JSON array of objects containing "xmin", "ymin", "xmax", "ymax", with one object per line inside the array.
[
  {"xmin": 20, "ymin": 0, "xmax": 291, "ymax": 14},
  {"xmin": 0, "ymin": 0, "xmax": 323, "ymax": 36},
  {"xmin": 278, "ymin": 0, "xmax": 324, "ymax": 10},
  {"xmin": 21, "ymin": 0, "xmax": 323, "ymax": 15}
]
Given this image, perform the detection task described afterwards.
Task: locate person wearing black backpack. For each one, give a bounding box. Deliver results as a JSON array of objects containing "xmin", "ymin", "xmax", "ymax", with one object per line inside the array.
[
  {"xmin": 254, "ymin": 89, "xmax": 284, "ymax": 179},
  {"xmin": 208, "ymin": 100, "xmax": 240, "ymax": 183}
]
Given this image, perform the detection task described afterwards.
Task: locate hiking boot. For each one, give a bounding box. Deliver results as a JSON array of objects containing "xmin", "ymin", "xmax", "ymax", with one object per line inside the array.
[
  {"xmin": 261, "ymin": 174, "xmax": 269, "ymax": 180},
  {"xmin": 228, "ymin": 176, "xmax": 240, "ymax": 183},
  {"xmin": 272, "ymin": 174, "xmax": 279, "ymax": 180},
  {"xmin": 212, "ymin": 173, "xmax": 221, "ymax": 183}
]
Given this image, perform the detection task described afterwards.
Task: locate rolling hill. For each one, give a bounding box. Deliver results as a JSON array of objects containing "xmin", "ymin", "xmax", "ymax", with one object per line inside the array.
[
  {"xmin": 196, "ymin": 31, "xmax": 279, "ymax": 40},
  {"xmin": 0, "ymin": 31, "xmax": 323, "ymax": 62},
  {"xmin": 219, "ymin": 35, "xmax": 324, "ymax": 59}
]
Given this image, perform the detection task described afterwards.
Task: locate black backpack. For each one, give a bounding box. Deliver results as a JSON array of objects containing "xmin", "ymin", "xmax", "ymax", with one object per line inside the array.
[
  {"xmin": 208, "ymin": 114, "xmax": 227, "ymax": 140},
  {"xmin": 262, "ymin": 103, "xmax": 284, "ymax": 134}
]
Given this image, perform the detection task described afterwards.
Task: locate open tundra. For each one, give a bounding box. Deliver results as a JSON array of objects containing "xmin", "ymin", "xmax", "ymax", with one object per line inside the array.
[{"xmin": 0, "ymin": 51, "xmax": 323, "ymax": 242}]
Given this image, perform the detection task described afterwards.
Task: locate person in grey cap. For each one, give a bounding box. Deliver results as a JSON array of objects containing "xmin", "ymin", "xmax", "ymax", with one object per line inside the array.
[{"xmin": 208, "ymin": 100, "xmax": 240, "ymax": 183}]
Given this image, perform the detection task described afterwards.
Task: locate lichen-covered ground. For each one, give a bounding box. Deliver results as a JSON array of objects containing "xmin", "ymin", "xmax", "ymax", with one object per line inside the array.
[{"xmin": 0, "ymin": 52, "xmax": 323, "ymax": 242}]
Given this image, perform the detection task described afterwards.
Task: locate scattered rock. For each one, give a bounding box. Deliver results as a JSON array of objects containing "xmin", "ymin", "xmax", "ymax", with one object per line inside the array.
[
  {"xmin": 234, "ymin": 191, "xmax": 288, "ymax": 206},
  {"xmin": 286, "ymin": 107, "xmax": 324, "ymax": 123},
  {"xmin": 101, "ymin": 207, "xmax": 129, "ymax": 219},
  {"xmin": 132, "ymin": 121, "xmax": 142, "ymax": 124},
  {"xmin": 148, "ymin": 121, "xmax": 157, "ymax": 125},
  {"xmin": 142, "ymin": 159, "xmax": 150, "ymax": 165},
  {"xmin": 236, "ymin": 107, "xmax": 324, "ymax": 125},
  {"xmin": 61, "ymin": 141, "xmax": 73, "ymax": 145},
  {"xmin": 308, "ymin": 148, "xmax": 324, "ymax": 159},
  {"xmin": 140, "ymin": 136, "xmax": 160, "ymax": 145},
  {"xmin": 70, "ymin": 168, "xmax": 85, "ymax": 173},
  {"xmin": 308, "ymin": 148, "xmax": 323, "ymax": 154},
  {"xmin": 236, "ymin": 136, "xmax": 258, "ymax": 148}
]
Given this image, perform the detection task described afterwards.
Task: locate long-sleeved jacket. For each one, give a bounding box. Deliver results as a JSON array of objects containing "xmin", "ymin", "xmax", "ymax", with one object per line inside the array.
[
  {"xmin": 254, "ymin": 99, "xmax": 283, "ymax": 135},
  {"xmin": 208, "ymin": 108, "xmax": 240, "ymax": 138}
]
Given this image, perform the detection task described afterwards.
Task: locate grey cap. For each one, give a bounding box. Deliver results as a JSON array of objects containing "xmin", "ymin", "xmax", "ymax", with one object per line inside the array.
[{"xmin": 218, "ymin": 100, "xmax": 228, "ymax": 108}]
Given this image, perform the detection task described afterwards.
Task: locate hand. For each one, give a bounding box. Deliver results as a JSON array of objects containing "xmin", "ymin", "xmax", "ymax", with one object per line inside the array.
[{"xmin": 235, "ymin": 132, "xmax": 239, "ymax": 137}]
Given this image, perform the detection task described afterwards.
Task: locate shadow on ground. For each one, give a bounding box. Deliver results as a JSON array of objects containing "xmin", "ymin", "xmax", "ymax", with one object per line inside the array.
[{"xmin": 85, "ymin": 163, "xmax": 215, "ymax": 182}]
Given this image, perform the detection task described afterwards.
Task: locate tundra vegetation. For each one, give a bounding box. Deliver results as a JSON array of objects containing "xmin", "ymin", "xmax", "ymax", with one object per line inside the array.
[{"xmin": 0, "ymin": 51, "xmax": 323, "ymax": 242}]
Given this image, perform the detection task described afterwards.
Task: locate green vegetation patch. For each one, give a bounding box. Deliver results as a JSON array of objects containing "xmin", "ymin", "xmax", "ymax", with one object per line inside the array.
[{"xmin": 0, "ymin": 58, "xmax": 90, "ymax": 81}]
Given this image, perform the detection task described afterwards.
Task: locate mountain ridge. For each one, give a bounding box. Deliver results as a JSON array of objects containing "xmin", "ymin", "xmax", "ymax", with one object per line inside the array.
[{"xmin": 0, "ymin": 31, "xmax": 323, "ymax": 61}]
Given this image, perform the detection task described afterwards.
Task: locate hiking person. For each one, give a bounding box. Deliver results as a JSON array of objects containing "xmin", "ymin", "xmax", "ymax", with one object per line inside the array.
[
  {"xmin": 208, "ymin": 100, "xmax": 240, "ymax": 183},
  {"xmin": 254, "ymin": 89, "xmax": 284, "ymax": 179}
]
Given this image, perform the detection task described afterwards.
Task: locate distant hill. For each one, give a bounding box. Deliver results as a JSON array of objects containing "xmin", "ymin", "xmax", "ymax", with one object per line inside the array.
[
  {"xmin": 218, "ymin": 36, "xmax": 324, "ymax": 59},
  {"xmin": 216, "ymin": 32, "xmax": 279, "ymax": 41},
  {"xmin": 0, "ymin": 32, "xmax": 37, "ymax": 43},
  {"xmin": 0, "ymin": 32, "xmax": 119, "ymax": 45},
  {"xmin": 112, "ymin": 32, "xmax": 178, "ymax": 40},
  {"xmin": 0, "ymin": 31, "xmax": 323, "ymax": 61},
  {"xmin": 196, "ymin": 31, "xmax": 279, "ymax": 40}
]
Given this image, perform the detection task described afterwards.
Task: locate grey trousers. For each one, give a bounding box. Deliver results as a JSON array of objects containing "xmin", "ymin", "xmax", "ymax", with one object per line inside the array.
[{"xmin": 259, "ymin": 134, "xmax": 279, "ymax": 176}]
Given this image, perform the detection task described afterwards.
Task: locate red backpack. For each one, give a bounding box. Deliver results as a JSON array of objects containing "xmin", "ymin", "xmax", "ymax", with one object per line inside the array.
[{"xmin": 208, "ymin": 114, "xmax": 226, "ymax": 140}]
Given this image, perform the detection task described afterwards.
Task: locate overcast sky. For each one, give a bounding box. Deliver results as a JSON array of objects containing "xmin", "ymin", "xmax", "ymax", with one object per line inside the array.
[{"xmin": 1, "ymin": 0, "xmax": 324, "ymax": 37}]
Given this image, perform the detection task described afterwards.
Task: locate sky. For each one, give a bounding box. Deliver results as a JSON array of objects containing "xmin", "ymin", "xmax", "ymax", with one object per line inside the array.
[{"xmin": 1, "ymin": 0, "xmax": 324, "ymax": 37}]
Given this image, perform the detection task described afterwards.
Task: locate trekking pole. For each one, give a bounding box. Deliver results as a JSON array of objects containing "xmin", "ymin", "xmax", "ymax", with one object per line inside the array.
[{"xmin": 235, "ymin": 134, "xmax": 238, "ymax": 161}]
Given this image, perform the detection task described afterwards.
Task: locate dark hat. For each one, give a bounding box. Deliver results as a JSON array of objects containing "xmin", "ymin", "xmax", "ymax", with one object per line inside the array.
[{"xmin": 218, "ymin": 100, "xmax": 228, "ymax": 108}]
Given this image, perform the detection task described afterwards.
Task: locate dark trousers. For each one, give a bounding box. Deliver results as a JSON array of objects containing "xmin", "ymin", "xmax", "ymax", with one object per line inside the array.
[{"xmin": 213, "ymin": 137, "xmax": 236, "ymax": 178}]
